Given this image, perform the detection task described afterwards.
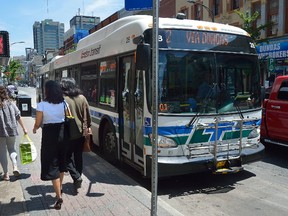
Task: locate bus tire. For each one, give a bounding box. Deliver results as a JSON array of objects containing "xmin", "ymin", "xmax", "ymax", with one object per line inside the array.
[{"xmin": 103, "ymin": 124, "xmax": 118, "ymax": 164}]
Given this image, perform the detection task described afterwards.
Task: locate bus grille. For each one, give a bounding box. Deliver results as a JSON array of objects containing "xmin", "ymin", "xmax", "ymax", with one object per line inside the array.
[{"xmin": 187, "ymin": 142, "xmax": 240, "ymax": 158}]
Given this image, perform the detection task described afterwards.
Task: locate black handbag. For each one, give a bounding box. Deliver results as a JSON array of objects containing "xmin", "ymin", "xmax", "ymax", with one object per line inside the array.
[{"xmin": 64, "ymin": 102, "xmax": 82, "ymax": 140}]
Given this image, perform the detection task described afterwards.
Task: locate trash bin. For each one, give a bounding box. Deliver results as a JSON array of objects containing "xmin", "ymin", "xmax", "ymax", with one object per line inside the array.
[{"xmin": 17, "ymin": 94, "xmax": 32, "ymax": 116}]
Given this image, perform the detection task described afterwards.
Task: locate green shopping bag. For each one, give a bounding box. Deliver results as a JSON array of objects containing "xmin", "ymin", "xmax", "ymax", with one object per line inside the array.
[{"xmin": 19, "ymin": 134, "xmax": 37, "ymax": 165}]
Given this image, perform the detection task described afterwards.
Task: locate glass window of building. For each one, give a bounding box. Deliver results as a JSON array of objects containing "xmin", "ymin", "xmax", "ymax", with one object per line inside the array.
[{"xmin": 267, "ymin": 0, "xmax": 279, "ymax": 36}]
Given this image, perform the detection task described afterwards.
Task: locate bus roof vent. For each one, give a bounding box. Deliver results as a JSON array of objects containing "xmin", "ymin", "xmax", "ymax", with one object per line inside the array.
[{"xmin": 176, "ymin": 13, "xmax": 186, "ymax": 20}]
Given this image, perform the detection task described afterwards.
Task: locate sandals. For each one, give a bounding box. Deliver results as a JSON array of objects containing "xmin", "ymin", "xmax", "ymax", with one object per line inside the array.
[
  {"xmin": 2, "ymin": 173, "xmax": 10, "ymax": 181},
  {"xmin": 54, "ymin": 198, "xmax": 63, "ymax": 210}
]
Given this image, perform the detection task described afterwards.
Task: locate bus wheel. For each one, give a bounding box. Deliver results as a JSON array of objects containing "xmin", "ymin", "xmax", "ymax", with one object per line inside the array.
[{"xmin": 103, "ymin": 124, "xmax": 117, "ymax": 164}]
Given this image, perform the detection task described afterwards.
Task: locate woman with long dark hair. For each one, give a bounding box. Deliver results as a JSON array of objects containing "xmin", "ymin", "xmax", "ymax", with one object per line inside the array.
[
  {"xmin": 60, "ymin": 77, "xmax": 91, "ymax": 191},
  {"xmin": 0, "ymin": 84, "xmax": 27, "ymax": 181},
  {"xmin": 33, "ymin": 80, "xmax": 67, "ymax": 210}
]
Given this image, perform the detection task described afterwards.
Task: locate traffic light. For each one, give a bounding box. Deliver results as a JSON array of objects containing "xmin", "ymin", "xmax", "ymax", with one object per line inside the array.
[{"xmin": 0, "ymin": 31, "xmax": 10, "ymax": 57}]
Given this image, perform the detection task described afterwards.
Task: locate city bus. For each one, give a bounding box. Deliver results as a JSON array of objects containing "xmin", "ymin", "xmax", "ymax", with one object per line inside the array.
[{"xmin": 36, "ymin": 15, "xmax": 265, "ymax": 177}]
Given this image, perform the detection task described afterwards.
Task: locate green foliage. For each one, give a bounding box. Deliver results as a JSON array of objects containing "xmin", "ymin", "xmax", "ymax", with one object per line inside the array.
[
  {"xmin": 3, "ymin": 59, "xmax": 24, "ymax": 82},
  {"xmin": 234, "ymin": 10, "xmax": 275, "ymax": 44}
]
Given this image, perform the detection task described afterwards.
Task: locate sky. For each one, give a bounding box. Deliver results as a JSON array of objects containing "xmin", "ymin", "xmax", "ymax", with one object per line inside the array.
[{"xmin": 0, "ymin": 0, "xmax": 125, "ymax": 57}]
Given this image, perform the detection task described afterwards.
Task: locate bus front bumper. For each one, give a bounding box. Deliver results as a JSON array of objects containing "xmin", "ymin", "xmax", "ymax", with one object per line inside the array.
[{"xmin": 146, "ymin": 142, "xmax": 265, "ymax": 178}]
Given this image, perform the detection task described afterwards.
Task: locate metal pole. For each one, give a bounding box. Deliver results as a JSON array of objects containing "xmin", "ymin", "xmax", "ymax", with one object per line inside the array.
[
  {"xmin": 187, "ymin": 0, "xmax": 214, "ymax": 22},
  {"xmin": 151, "ymin": 0, "xmax": 159, "ymax": 215}
]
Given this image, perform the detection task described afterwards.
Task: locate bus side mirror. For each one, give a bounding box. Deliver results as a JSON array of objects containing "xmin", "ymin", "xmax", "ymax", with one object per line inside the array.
[{"xmin": 136, "ymin": 43, "xmax": 151, "ymax": 71}]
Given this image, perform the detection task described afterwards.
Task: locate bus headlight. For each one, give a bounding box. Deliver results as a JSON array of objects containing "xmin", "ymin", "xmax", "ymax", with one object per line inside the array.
[
  {"xmin": 247, "ymin": 128, "xmax": 260, "ymax": 139},
  {"xmin": 149, "ymin": 134, "xmax": 178, "ymax": 148}
]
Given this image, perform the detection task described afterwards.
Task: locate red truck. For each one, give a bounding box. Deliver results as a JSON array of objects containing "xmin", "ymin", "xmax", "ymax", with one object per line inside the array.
[{"xmin": 261, "ymin": 75, "xmax": 288, "ymax": 147}]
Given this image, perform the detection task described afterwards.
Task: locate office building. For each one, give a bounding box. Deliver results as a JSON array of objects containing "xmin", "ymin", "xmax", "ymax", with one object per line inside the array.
[
  {"xmin": 64, "ymin": 15, "xmax": 100, "ymax": 54},
  {"xmin": 33, "ymin": 19, "xmax": 64, "ymax": 56},
  {"xmin": 70, "ymin": 15, "xmax": 100, "ymax": 30}
]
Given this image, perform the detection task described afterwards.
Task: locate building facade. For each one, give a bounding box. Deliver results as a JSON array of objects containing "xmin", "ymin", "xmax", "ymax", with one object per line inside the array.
[
  {"xmin": 70, "ymin": 15, "xmax": 100, "ymax": 30},
  {"xmin": 63, "ymin": 15, "xmax": 100, "ymax": 54},
  {"xmin": 33, "ymin": 19, "xmax": 64, "ymax": 56}
]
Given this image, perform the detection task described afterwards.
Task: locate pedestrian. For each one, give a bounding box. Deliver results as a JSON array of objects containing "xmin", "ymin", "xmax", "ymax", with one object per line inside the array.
[
  {"xmin": 6, "ymin": 82, "xmax": 18, "ymax": 99},
  {"xmin": 60, "ymin": 77, "xmax": 91, "ymax": 191},
  {"xmin": 32, "ymin": 80, "xmax": 67, "ymax": 210},
  {"xmin": 0, "ymin": 84, "xmax": 27, "ymax": 181}
]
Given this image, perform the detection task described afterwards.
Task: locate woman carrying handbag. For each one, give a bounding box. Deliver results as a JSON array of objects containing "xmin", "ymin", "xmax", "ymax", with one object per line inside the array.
[
  {"xmin": 0, "ymin": 84, "xmax": 28, "ymax": 181},
  {"xmin": 60, "ymin": 77, "xmax": 91, "ymax": 191},
  {"xmin": 33, "ymin": 80, "xmax": 67, "ymax": 210}
]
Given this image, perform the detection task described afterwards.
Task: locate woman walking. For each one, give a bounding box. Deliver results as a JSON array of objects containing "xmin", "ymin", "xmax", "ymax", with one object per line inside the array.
[
  {"xmin": 0, "ymin": 84, "xmax": 27, "ymax": 181},
  {"xmin": 33, "ymin": 80, "xmax": 67, "ymax": 210},
  {"xmin": 60, "ymin": 77, "xmax": 91, "ymax": 191}
]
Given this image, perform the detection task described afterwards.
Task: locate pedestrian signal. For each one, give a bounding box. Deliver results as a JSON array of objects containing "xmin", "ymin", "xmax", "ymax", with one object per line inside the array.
[{"xmin": 0, "ymin": 31, "xmax": 10, "ymax": 57}]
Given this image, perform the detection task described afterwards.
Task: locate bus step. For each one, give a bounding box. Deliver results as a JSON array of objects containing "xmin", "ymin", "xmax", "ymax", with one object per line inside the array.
[{"xmin": 213, "ymin": 166, "xmax": 244, "ymax": 174}]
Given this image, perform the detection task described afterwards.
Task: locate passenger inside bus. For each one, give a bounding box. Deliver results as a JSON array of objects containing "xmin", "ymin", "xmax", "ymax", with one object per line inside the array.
[
  {"xmin": 91, "ymin": 85, "xmax": 97, "ymax": 102},
  {"xmin": 196, "ymin": 76, "xmax": 212, "ymax": 100}
]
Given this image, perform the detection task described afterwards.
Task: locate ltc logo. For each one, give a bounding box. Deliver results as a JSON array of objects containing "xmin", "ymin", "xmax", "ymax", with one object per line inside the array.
[{"xmin": 189, "ymin": 127, "xmax": 251, "ymax": 143}]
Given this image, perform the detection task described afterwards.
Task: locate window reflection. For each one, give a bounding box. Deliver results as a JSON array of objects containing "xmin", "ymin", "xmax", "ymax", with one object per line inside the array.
[{"xmin": 153, "ymin": 51, "xmax": 261, "ymax": 114}]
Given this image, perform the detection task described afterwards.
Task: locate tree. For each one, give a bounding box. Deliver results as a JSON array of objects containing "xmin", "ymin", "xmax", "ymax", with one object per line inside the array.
[
  {"xmin": 234, "ymin": 10, "xmax": 274, "ymax": 44},
  {"xmin": 3, "ymin": 59, "xmax": 24, "ymax": 83}
]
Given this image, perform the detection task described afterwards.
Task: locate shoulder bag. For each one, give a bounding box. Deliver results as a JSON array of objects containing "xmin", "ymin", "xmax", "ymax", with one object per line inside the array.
[{"xmin": 64, "ymin": 102, "xmax": 82, "ymax": 140}]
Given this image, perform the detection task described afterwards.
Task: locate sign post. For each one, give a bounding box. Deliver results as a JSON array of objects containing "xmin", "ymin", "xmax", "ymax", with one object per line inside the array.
[
  {"xmin": 125, "ymin": 1, "xmax": 158, "ymax": 215},
  {"xmin": 150, "ymin": 0, "xmax": 159, "ymax": 215}
]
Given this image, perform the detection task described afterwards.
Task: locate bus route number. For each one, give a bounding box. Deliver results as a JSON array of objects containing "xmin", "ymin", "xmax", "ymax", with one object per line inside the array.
[{"xmin": 159, "ymin": 103, "xmax": 168, "ymax": 112}]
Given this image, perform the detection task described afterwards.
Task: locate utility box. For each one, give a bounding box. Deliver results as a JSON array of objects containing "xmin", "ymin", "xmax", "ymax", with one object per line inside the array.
[{"xmin": 17, "ymin": 94, "xmax": 32, "ymax": 116}]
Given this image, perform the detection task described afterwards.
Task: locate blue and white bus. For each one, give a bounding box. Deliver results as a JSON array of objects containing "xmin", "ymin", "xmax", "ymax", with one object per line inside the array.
[{"xmin": 36, "ymin": 15, "xmax": 264, "ymax": 177}]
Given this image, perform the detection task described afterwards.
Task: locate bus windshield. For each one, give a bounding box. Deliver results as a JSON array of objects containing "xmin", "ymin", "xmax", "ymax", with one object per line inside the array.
[{"xmin": 154, "ymin": 51, "xmax": 261, "ymax": 114}]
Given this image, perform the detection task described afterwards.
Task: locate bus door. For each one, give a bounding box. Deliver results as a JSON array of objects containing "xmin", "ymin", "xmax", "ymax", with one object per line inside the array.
[
  {"xmin": 120, "ymin": 56, "xmax": 144, "ymax": 167},
  {"xmin": 121, "ymin": 56, "xmax": 136, "ymax": 161},
  {"xmin": 134, "ymin": 69, "xmax": 144, "ymax": 166}
]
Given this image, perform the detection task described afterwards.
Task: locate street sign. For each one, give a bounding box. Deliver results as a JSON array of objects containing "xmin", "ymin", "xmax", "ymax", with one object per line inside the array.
[
  {"xmin": 125, "ymin": 0, "xmax": 152, "ymax": 11},
  {"xmin": 268, "ymin": 58, "xmax": 275, "ymax": 72}
]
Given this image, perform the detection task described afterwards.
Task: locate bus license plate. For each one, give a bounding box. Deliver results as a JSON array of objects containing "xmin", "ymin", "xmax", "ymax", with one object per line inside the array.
[{"xmin": 216, "ymin": 160, "xmax": 227, "ymax": 169}]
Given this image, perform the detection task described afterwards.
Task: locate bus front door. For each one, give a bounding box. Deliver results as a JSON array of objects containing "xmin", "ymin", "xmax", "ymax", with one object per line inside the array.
[
  {"xmin": 121, "ymin": 56, "xmax": 144, "ymax": 169},
  {"xmin": 121, "ymin": 57, "xmax": 136, "ymax": 161}
]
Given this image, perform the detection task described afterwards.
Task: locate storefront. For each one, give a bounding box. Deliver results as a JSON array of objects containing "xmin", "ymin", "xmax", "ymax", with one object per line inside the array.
[{"xmin": 257, "ymin": 37, "xmax": 288, "ymax": 84}]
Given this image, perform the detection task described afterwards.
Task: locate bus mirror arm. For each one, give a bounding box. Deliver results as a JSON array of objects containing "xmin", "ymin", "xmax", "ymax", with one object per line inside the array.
[
  {"xmin": 134, "ymin": 89, "xmax": 142, "ymax": 103},
  {"xmin": 122, "ymin": 90, "xmax": 129, "ymax": 102}
]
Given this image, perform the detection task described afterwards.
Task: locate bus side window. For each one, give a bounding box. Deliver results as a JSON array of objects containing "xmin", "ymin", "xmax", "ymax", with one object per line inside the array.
[
  {"xmin": 81, "ymin": 62, "xmax": 98, "ymax": 105},
  {"xmin": 99, "ymin": 59, "xmax": 117, "ymax": 107}
]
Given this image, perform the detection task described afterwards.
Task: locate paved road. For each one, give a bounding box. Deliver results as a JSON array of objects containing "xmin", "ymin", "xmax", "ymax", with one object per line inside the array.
[{"xmin": 154, "ymin": 145, "xmax": 288, "ymax": 216}]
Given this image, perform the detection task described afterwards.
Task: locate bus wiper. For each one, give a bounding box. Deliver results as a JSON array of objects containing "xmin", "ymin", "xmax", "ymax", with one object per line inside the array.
[
  {"xmin": 234, "ymin": 100, "xmax": 244, "ymax": 119},
  {"xmin": 186, "ymin": 113, "xmax": 198, "ymax": 127},
  {"xmin": 186, "ymin": 83, "xmax": 218, "ymax": 128}
]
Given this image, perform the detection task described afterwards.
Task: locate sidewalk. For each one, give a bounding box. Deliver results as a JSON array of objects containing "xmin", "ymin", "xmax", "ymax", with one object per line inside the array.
[{"xmin": 0, "ymin": 114, "xmax": 183, "ymax": 216}]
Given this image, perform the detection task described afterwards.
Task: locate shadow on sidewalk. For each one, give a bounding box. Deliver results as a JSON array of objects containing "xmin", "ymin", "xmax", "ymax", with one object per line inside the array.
[
  {"xmin": 0, "ymin": 191, "xmax": 59, "ymax": 215},
  {"xmin": 9, "ymin": 173, "xmax": 31, "ymax": 182},
  {"xmin": 0, "ymin": 200, "xmax": 27, "ymax": 216},
  {"xmin": 81, "ymin": 151, "xmax": 138, "ymax": 186}
]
